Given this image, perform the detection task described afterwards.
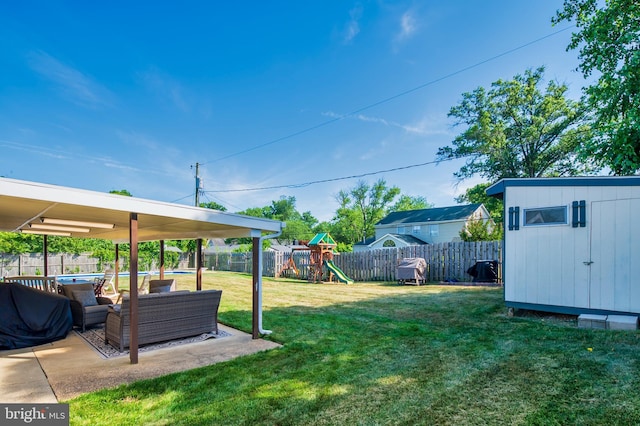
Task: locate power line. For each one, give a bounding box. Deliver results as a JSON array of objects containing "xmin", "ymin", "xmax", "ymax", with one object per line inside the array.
[
  {"xmin": 204, "ymin": 157, "xmax": 458, "ymax": 194},
  {"xmin": 170, "ymin": 193, "xmax": 196, "ymax": 203},
  {"xmin": 202, "ymin": 119, "xmax": 596, "ymax": 196},
  {"xmin": 201, "ymin": 26, "xmax": 575, "ymax": 165}
]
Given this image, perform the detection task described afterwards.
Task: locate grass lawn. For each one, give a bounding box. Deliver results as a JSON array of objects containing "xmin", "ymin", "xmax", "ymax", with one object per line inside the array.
[{"xmin": 69, "ymin": 272, "xmax": 640, "ymax": 425}]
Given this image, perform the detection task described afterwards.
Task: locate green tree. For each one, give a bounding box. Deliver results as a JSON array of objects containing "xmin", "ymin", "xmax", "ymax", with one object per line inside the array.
[
  {"xmin": 455, "ymin": 183, "xmax": 504, "ymax": 226},
  {"xmin": 268, "ymin": 196, "xmax": 298, "ymax": 221},
  {"xmin": 237, "ymin": 206, "xmax": 270, "ymax": 218},
  {"xmin": 0, "ymin": 232, "xmax": 41, "ymax": 254},
  {"xmin": 199, "ymin": 201, "xmax": 226, "ymax": 211},
  {"xmin": 230, "ymin": 196, "xmax": 317, "ymax": 246},
  {"xmin": 389, "ymin": 195, "xmax": 432, "ymax": 212},
  {"xmin": 459, "ymin": 218, "xmax": 502, "ymax": 242},
  {"xmin": 109, "ymin": 189, "xmax": 133, "ymax": 196},
  {"xmin": 332, "ymin": 179, "xmax": 400, "ymax": 245},
  {"xmin": 554, "ymin": 0, "xmax": 640, "ymax": 174},
  {"xmin": 438, "ymin": 67, "xmax": 592, "ymax": 181}
]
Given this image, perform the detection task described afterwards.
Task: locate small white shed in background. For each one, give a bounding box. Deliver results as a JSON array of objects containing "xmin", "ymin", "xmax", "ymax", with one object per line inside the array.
[{"xmin": 487, "ymin": 176, "xmax": 640, "ymax": 316}]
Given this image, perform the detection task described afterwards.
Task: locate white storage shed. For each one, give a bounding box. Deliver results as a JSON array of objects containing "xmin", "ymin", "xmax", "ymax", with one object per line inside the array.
[{"xmin": 486, "ymin": 176, "xmax": 640, "ymax": 316}]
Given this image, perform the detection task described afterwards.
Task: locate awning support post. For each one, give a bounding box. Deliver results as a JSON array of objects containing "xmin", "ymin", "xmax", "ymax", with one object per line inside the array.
[{"xmin": 129, "ymin": 213, "xmax": 139, "ymax": 365}]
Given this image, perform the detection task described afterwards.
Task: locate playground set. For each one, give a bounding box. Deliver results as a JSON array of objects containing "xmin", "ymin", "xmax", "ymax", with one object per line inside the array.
[{"xmin": 277, "ymin": 233, "xmax": 353, "ymax": 284}]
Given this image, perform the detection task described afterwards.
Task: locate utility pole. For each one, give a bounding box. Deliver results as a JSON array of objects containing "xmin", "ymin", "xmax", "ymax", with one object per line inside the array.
[
  {"xmin": 194, "ymin": 162, "xmax": 200, "ymax": 207},
  {"xmin": 193, "ymin": 162, "xmax": 204, "ymax": 279}
]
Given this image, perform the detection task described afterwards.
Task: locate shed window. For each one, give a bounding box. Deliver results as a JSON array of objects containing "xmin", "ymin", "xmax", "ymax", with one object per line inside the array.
[{"xmin": 524, "ymin": 206, "xmax": 567, "ymax": 226}]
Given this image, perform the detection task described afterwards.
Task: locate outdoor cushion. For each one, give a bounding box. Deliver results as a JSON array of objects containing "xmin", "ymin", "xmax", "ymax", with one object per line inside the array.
[
  {"xmin": 60, "ymin": 283, "xmax": 95, "ymax": 299},
  {"xmin": 149, "ymin": 285, "xmax": 172, "ymax": 294},
  {"xmin": 72, "ymin": 289, "xmax": 98, "ymax": 307},
  {"xmin": 149, "ymin": 279, "xmax": 176, "ymax": 293}
]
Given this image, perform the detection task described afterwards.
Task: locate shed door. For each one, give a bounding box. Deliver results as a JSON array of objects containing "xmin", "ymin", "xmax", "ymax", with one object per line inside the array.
[{"xmin": 589, "ymin": 199, "xmax": 640, "ymax": 312}]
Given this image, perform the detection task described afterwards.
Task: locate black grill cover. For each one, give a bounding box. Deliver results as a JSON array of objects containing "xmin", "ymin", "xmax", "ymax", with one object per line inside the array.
[
  {"xmin": 0, "ymin": 283, "xmax": 72, "ymax": 349},
  {"xmin": 466, "ymin": 260, "xmax": 499, "ymax": 283}
]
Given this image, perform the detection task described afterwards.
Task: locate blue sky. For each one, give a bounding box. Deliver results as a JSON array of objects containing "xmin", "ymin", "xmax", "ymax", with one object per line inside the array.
[{"xmin": 0, "ymin": 1, "xmax": 585, "ymax": 222}]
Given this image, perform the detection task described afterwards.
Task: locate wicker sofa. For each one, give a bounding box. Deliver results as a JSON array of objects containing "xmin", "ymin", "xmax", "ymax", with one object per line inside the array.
[{"xmin": 105, "ymin": 289, "xmax": 222, "ymax": 351}]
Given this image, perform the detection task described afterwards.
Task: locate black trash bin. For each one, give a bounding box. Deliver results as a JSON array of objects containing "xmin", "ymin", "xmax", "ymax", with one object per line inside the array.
[{"xmin": 466, "ymin": 260, "xmax": 499, "ymax": 283}]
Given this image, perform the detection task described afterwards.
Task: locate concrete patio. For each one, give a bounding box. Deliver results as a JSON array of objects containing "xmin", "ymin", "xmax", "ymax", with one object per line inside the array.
[{"xmin": 0, "ymin": 324, "xmax": 281, "ymax": 402}]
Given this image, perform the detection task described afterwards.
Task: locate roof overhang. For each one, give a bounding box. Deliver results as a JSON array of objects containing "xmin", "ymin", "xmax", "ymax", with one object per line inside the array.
[
  {"xmin": 486, "ymin": 176, "xmax": 640, "ymax": 200},
  {"xmin": 0, "ymin": 178, "xmax": 283, "ymax": 243}
]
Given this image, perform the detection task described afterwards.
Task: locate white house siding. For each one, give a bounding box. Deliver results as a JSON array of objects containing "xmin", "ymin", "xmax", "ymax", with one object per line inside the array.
[
  {"xmin": 504, "ymin": 183, "xmax": 640, "ymax": 315},
  {"xmin": 369, "ymin": 235, "xmax": 408, "ymax": 250},
  {"xmin": 376, "ymin": 220, "xmax": 468, "ymax": 244}
]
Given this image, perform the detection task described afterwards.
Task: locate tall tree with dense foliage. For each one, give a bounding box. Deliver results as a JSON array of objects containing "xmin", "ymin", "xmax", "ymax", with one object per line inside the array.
[
  {"xmin": 199, "ymin": 201, "xmax": 227, "ymax": 211},
  {"xmin": 109, "ymin": 189, "xmax": 132, "ymax": 196},
  {"xmin": 230, "ymin": 196, "xmax": 318, "ymax": 246},
  {"xmin": 454, "ymin": 183, "xmax": 504, "ymax": 241},
  {"xmin": 389, "ymin": 195, "xmax": 432, "ymax": 212},
  {"xmin": 438, "ymin": 67, "xmax": 592, "ymax": 181},
  {"xmin": 455, "ymin": 183, "xmax": 504, "ymax": 226},
  {"xmin": 554, "ymin": 0, "xmax": 640, "ymax": 174},
  {"xmin": 332, "ymin": 179, "xmax": 400, "ymax": 245},
  {"xmin": 459, "ymin": 218, "xmax": 502, "ymax": 242}
]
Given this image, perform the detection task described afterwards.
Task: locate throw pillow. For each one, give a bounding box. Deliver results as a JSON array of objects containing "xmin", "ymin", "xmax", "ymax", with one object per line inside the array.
[
  {"xmin": 72, "ymin": 289, "xmax": 98, "ymax": 307},
  {"xmin": 149, "ymin": 285, "xmax": 172, "ymax": 294}
]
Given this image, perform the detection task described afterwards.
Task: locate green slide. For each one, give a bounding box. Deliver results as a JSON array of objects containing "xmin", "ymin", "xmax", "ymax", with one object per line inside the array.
[{"xmin": 324, "ymin": 260, "xmax": 354, "ymax": 284}]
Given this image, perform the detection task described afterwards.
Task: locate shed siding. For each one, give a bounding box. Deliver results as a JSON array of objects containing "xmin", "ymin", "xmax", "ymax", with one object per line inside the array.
[
  {"xmin": 505, "ymin": 186, "xmax": 589, "ymax": 309},
  {"xmin": 590, "ymin": 198, "xmax": 640, "ymax": 313},
  {"xmin": 504, "ymin": 184, "xmax": 640, "ymax": 315}
]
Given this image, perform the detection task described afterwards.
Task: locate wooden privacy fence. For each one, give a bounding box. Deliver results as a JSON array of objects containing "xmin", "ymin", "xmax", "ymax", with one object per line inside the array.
[
  {"xmin": 333, "ymin": 241, "xmax": 502, "ymax": 283},
  {"xmin": 0, "ymin": 253, "xmax": 100, "ymax": 277},
  {"xmin": 2, "ymin": 241, "xmax": 501, "ymax": 283},
  {"xmin": 206, "ymin": 241, "xmax": 502, "ymax": 283}
]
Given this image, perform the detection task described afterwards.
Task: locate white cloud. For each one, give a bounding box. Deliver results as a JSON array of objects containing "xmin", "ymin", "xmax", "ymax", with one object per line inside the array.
[
  {"xmin": 27, "ymin": 50, "xmax": 113, "ymax": 108},
  {"xmin": 115, "ymin": 130, "xmax": 160, "ymax": 150},
  {"xmin": 138, "ymin": 67, "xmax": 190, "ymax": 112},
  {"xmin": 391, "ymin": 9, "xmax": 420, "ymax": 52},
  {"xmin": 398, "ymin": 11, "xmax": 418, "ymax": 40},
  {"xmin": 0, "ymin": 139, "xmax": 69, "ymax": 160},
  {"xmin": 0, "ymin": 140, "xmax": 142, "ymax": 171},
  {"xmin": 342, "ymin": 4, "xmax": 363, "ymax": 44},
  {"xmin": 322, "ymin": 110, "xmax": 451, "ymax": 136},
  {"xmin": 401, "ymin": 115, "xmax": 452, "ymax": 136}
]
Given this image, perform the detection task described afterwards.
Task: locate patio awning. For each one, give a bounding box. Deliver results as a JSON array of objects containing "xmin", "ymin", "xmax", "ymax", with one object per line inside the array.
[
  {"xmin": 0, "ymin": 177, "xmax": 281, "ymax": 241},
  {"xmin": 0, "ymin": 177, "xmax": 284, "ymax": 364}
]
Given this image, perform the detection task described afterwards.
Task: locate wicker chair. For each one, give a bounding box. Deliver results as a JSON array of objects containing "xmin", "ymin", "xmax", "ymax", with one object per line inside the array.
[{"xmin": 59, "ymin": 283, "xmax": 112, "ymax": 331}]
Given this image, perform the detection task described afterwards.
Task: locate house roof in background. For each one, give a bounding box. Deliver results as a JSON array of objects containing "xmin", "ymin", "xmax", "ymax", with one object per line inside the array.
[
  {"xmin": 354, "ymin": 233, "xmax": 427, "ymax": 247},
  {"xmin": 389, "ymin": 234, "xmax": 428, "ymax": 245},
  {"xmin": 0, "ymin": 178, "xmax": 283, "ymax": 244},
  {"xmin": 376, "ymin": 204, "xmax": 482, "ymax": 226},
  {"xmin": 353, "ymin": 237, "xmax": 377, "ymax": 247}
]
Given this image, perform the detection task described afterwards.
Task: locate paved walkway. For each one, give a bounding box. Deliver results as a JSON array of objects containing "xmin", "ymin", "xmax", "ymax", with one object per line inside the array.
[{"xmin": 0, "ymin": 324, "xmax": 280, "ymax": 402}]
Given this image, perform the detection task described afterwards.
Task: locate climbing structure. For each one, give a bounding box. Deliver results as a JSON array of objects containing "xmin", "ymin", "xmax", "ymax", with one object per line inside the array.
[
  {"xmin": 306, "ymin": 233, "xmax": 353, "ymax": 284},
  {"xmin": 308, "ymin": 233, "xmax": 336, "ymax": 283}
]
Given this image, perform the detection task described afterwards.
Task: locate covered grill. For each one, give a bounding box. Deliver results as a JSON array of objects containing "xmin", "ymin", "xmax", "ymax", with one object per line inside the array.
[{"xmin": 396, "ymin": 257, "xmax": 427, "ymax": 285}]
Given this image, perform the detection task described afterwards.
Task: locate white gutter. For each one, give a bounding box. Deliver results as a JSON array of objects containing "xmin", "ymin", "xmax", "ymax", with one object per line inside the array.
[{"xmin": 257, "ymin": 227, "xmax": 283, "ymax": 335}]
